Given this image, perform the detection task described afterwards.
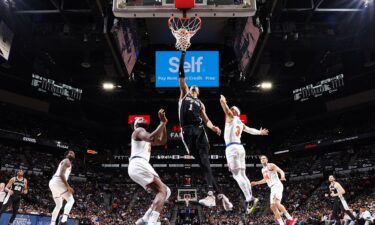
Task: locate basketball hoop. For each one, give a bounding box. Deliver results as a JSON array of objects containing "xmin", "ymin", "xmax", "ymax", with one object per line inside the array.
[{"xmin": 168, "ymin": 16, "xmax": 202, "ymax": 52}]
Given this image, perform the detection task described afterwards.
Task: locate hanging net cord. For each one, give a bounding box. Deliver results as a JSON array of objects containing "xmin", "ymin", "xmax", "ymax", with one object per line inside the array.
[{"xmin": 169, "ymin": 17, "xmax": 201, "ymax": 52}]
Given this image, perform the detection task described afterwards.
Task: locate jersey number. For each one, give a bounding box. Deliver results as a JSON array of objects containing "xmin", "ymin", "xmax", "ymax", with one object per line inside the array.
[
  {"xmin": 14, "ymin": 186, "xmax": 22, "ymax": 191},
  {"xmin": 189, "ymin": 102, "xmax": 193, "ymax": 111},
  {"xmin": 235, "ymin": 126, "xmax": 241, "ymax": 137}
]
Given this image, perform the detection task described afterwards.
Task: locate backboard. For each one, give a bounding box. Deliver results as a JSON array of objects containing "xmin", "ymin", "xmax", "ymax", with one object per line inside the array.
[{"xmin": 113, "ymin": 0, "xmax": 256, "ymax": 18}]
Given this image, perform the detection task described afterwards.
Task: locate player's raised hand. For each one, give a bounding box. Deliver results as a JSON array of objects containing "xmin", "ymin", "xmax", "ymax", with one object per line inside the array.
[
  {"xmin": 260, "ymin": 128, "xmax": 269, "ymax": 136},
  {"xmin": 220, "ymin": 95, "xmax": 226, "ymax": 103},
  {"xmin": 158, "ymin": 109, "xmax": 168, "ymax": 123},
  {"xmin": 212, "ymin": 126, "xmax": 221, "ymax": 136},
  {"xmin": 280, "ymin": 176, "xmax": 286, "ymax": 181}
]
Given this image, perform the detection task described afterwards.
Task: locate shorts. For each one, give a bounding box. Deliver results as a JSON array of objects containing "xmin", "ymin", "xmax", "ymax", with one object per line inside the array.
[
  {"xmin": 339, "ymin": 197, "xmax": 350, "ymax": 210},
  {"xmin": 333, "ymin": 197, "xmax": 350, "ymax": 211},
  {"xmin": 128, "ymin": 158, "xmax": 159, "ymax": 190},
  {"xmin": 225, "ymin": 144, "xmax": 246, "ymax": 171},
  {"xmin": 181, "ymin": 125, "xmax": 209, "ymax": 155},
  {"xmin": 270, "ymin": 183, "xmax": 283, "ymax": 204},
  {"xmin": 49, "ymin": 177, "xmax": 70, "ymax": 198},
  {"xmin": 1, "ymin": 194, "xmax": 21, "ymax": 212}
]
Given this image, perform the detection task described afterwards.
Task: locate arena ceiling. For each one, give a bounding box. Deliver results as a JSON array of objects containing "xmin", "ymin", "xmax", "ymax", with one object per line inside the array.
[{"xmin": 0, "ymin": 0, "xmax": 374, "ymax": 123}]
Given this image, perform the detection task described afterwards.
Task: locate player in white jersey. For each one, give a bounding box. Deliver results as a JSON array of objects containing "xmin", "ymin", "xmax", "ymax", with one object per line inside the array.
[
  {"xmin": 219, "ymin": 95, "xmax": 268, "ymax": 214},
  {"xmin": 251, "ymin": 155, "xmax": 297, "ymax": 225},
  {"xmin": 49, "ymin": 150, "xmax": 75, "ymax": 225},
  {"xmin": 0, "ymin": 183, "xmax": 5, "ymax": 209},
  {"xmin": 128, "ymin": 109, "xmax": 171, "ymax": 225}
]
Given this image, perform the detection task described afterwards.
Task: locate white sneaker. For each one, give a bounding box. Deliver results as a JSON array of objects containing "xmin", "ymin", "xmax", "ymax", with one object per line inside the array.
[
  {"xmin": 198, "ymin": 191, "xmax": 216, "ymax": 207},
  {"xmin": 218, "ymin": 194, "xmax": 233, "ymax": 211}
]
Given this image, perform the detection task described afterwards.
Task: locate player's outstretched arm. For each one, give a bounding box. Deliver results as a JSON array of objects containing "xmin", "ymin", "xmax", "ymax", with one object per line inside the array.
[
  {"xmin": 179, "ymin": 51, "xmax": 189, "ymax": 99},
  {"xmin": 243, "ymin": 126, "xmax": 269, "ymax": 136},
  {"xmin": 135, "ymin": 109, "xmax": 167, "ymax": 144},
  {"xmin": 251, "ymin": 179, "xmax": 267, "ymax": 186},
  {"xmin": 219, "ymin": 95, "xmax": 233, "ymax": 118},
  {"xmin": 153, "ymin": 110, "xmax": 168, "ymax": 146},
  {"xmin": 23, "ymin": 179, "xmax": 28, "ymax": 194},
  {"xmin": 200, "ymin": 103, "xmax": 221, "ymax": 136},
  {"xmin": 5, "ymin": 178, "xmax": 15, "ymax": 195}
]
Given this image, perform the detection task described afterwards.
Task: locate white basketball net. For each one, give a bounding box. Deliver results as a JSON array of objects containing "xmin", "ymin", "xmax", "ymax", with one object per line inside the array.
[{"xmin": 168, "ymin": 17, "xmax": 202, "ymax": 52}]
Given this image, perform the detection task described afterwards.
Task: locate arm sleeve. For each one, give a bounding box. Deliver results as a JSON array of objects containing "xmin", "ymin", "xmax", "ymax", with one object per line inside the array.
[
  {"xmin": 179, "ymin": 51, "xmax": 186, "ymax": 78},
  {"xmin": 243, "ymin": 126, "xmax": 261, "ymax": 135}
]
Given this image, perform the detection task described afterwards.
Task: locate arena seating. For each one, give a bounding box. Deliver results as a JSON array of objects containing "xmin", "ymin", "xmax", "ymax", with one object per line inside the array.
[{"xmin": 1, "ymin": 139, "xmax": 374, "ymax": 225}]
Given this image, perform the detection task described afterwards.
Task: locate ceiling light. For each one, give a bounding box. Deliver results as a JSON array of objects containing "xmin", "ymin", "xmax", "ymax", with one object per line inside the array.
[
  {"xmin": 83, "ymin": 33, "xmax": 88, "ymax": 42},
  {"xmin": 284, "ymin": 60, "xmax": 295, "ymax": 67},
  {"xmin": 103, "ymin": 82, "xmax": 115, "ymax": 90},
  {"xmin": 284, "ymin": 52, "xmax": 295, "ymax": 67},
  {"xmin": 258, "ymin": 82, "xmax": 272, "ymax": 90},
  {"xmin": 81, "ymin": 62, "xmax": 91, "ymax": 68},
  {"xmin": 81, "ymin": 54, "xmax": 91, "ymax": 68}
]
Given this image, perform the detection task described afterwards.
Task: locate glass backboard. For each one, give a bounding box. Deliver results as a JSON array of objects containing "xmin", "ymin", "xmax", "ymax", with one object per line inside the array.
[{"xmin": 113, "ymin": 0, "xmax": 256, "ymax": 18}]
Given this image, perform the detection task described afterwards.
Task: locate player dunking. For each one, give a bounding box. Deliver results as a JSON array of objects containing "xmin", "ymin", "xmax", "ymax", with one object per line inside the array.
[
  {"xmin": 327, "ymin": 175, "xmax": 357, "ymax": 224},
  {"xmin": 0, "ymin": 169, "xmax": 28, "ymax": 225},
  {"xmin": 219, "ymin": 95, "xmax": 269, "ymax": 214},
  {"xmin": 49, "ymin": 150, "xmax": 75, "ymax": 225},
  {"xmin": 251, "ymin": 155, "xmax": 297, "ymax": 225},
  {"xmin": 178, "ymin": 51, "xmax": 232, "ymax": 209},
  {"xmin": 128, "ymin": 109, "xmax": 171, "ymax": 225}
]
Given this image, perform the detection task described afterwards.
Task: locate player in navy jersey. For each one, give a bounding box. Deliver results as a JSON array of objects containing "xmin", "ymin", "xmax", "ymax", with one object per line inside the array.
[
  {"xmin": 178, "ymin": 51, "xmax": 232, "ymax": 209},
  {"xmin": 0, "ymin": 169, "xmax": 28, "ymax": 225}
]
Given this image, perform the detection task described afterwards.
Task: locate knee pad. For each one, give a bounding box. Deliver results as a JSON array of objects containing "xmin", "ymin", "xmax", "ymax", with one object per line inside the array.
[{"xmin": 165, "ymin": 186, "xmax": 171, "ymax": 201}]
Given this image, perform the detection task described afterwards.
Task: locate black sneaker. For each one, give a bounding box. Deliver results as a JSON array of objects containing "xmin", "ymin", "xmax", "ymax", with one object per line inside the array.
[{"xmin": 59, "ymin": 222, "xmax": 67, "ymax": 225}]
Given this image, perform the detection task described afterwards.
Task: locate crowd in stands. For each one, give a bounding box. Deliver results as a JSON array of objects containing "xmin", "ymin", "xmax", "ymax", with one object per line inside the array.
[
  {"xmin": 0, "ymin": 106, "xmax": 374, "ymax": 225},
  {"xmin": 1, "ymin": 137, "xmax": 375, "ymax": 225}
]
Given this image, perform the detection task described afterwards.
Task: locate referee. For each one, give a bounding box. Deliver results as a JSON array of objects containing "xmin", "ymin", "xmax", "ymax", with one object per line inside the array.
[{"xmin": 177, "ymin": 51, "xmax": 232, "ymax": 209}]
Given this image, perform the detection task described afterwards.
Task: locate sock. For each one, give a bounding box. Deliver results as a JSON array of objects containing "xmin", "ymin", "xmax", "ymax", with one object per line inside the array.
[
  {"xmin": 142, "ymin": 208, "xmax": 153, "ymax": 221},
  {"xmin": 147, "ymin": 211, "xmax": 160, "ymax": 223},
  {"xmin": 284, "ymin": 211, "xmax": 292, "ymax": 220},
  {"xmin": 277, "ymin": 218, "xmax": 284, "ymax": 225}
]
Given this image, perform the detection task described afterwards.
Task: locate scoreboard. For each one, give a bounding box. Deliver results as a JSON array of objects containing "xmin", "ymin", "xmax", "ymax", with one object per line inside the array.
[{"xmin": 293, "ymin": 74, "xmax": 344, "ymax": 102}]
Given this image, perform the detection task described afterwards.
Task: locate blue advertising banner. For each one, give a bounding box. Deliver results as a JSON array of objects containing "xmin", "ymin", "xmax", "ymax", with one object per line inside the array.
[
  {"xmin": 155, "ymin": 51, "xmax": 219, "ymax": 88},
  {"xmin": 0, "ymin": 213, "xmax": 76, "ymax": 225}
]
